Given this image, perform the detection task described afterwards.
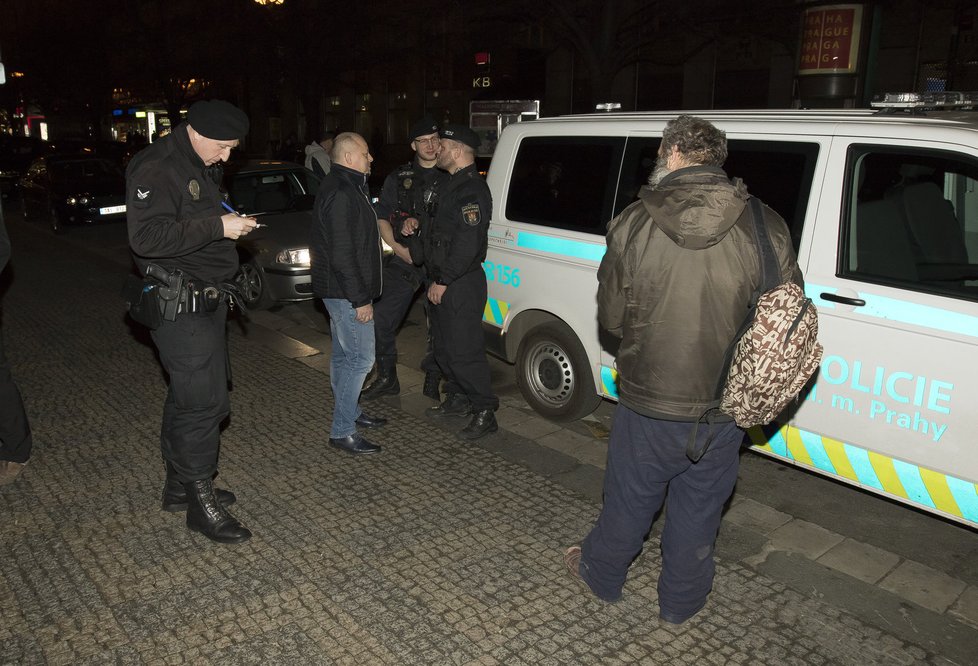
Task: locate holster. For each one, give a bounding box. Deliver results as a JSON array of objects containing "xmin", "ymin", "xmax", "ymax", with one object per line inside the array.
[{"xmin": 121, "ymin": 274, "xmax": 164, "ymax": 329}]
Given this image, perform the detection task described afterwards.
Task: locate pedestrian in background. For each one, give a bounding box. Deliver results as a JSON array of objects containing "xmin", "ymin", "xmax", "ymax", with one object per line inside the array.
[
  {"xmin": 411, "ymin": 125, "xmax": 498, "ymax": 441},
  {"xmin": 304, "ymin": 131, "xmax": 335, "ymax": 178},
  {"xmin": 127, "ymin": 99, "xmax": 257, "ymax": 544},
  {"xmin": 310, "ymin": 132, "xmax": 386, "ymax": 455},
  {"xmin": 0, "ymin": 215, "xmax": 33, "ymax": 487},
  {"xmin": 565, "ymin": 115, "xmax": 803, "ymax": 624},
  {"xmin": 362, "ymin": 116, "xmax": 445, "ymax": 404}
]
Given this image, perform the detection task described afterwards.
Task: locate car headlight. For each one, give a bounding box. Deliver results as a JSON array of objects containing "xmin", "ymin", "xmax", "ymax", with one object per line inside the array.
[
  {"xmin": 274, "ymin": 248, "xmax": 310, "ymax": 266},
  {"xmin": 65, "ymin": 196, "xmax": 91, "ymax": 206}
]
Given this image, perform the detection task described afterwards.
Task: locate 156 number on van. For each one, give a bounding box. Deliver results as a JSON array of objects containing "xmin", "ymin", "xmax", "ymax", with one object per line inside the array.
[{"xmin": 482, "ymin": 261, "xmax": 521, "ymax": 288}]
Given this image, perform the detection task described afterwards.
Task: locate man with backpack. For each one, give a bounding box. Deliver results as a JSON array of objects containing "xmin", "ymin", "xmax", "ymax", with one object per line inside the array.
[{"xmin": 565, "ymin": 115, "xmax": 804, "ymax": 625}]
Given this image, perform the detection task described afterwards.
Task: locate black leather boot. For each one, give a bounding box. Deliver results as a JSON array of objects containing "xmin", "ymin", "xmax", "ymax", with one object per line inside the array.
[
  {"xmin": 425, "ymin": 393, "xmax": 473, "ymax": 418},
  {"xmin": 362, "ymin": 369, "xmax": 400, "ymax": 401},
  {"xmin": 422, "ymin": 371, "xmax": 441, "ymax": 401},
  {"xmin": 185, "ymin": 479, "xmax": 252, "ymax": 544},
  {"xmin": 162, "ymin": 472, "xmax": 236, "ymax": 513},
  {"xmin": 458, "ymin": 409, "xmax": 499, "ymax": 440}
]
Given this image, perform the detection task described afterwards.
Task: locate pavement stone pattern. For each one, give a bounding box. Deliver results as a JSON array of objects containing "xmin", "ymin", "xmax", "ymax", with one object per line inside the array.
[{"xmin": 0, "ymin": 219, "xmax": 976, "ymax": 664}]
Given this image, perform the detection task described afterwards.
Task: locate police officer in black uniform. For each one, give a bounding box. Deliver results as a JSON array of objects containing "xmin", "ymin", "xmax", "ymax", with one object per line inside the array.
[
  {"xmin": 362, "ymin": 117, "xmax": 446, "ymax": 402},
  {"xmin": 408, "ymin": 125, "xmax": 499, "ymax": 440},
  {"xmin": 126, "ymin": 100, "xmax": 257, "ymax": 544}
]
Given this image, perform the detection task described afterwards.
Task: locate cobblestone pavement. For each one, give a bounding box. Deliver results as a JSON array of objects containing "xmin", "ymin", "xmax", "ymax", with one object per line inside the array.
[{"xmin": 1, "ymin": 217, "xmax": 976, "ymax": 664}]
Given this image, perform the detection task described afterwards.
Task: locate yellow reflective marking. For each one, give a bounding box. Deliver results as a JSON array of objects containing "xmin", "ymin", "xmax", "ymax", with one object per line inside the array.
[
  {"xmin": 785, "ymin": 428, "xmax": 814, "ymax": 466},
  {"xmin": 919, "ymin": 468, "xmax": 962, "ymax": 518},
  {"xmin": 822, "ymin": 436, "xmax": 859, "ymax": 482},
  {"xmin": 868, "ymin": 451, "xmax": 908, "ymax": 499}
]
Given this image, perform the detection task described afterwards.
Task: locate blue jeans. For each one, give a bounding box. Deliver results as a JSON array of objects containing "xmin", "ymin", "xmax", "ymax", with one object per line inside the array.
[
  {"xmin": 580, "ymin": 405, "xmax": 742, "ymax": 619},
  {"xmin": 322, "ymin": 298, "xmax": 375, "ymax": 439}
]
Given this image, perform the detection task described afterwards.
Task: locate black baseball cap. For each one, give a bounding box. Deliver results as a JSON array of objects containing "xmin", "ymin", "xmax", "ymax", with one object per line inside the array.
[{"xmin": 439, "ymin": 125, "xmax": 480, "ymax": 150}]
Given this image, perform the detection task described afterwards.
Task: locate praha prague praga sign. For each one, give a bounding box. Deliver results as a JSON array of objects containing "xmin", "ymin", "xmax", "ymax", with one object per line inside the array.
[{"xmin": 799, "ymin": 4, "xmax": 863, "ymax": 75}]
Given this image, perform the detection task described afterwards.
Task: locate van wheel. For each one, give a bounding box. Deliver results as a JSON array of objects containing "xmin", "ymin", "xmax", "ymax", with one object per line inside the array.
[
  {"xmin": 515, "ymin": 322, "xmax": 601, "ymax": 422},
  {"xmin": 235, "ymin": 259, "xmax": 274, "ymax": 310}
]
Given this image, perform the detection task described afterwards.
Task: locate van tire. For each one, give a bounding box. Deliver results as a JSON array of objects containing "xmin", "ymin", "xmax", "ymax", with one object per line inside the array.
[{"xmin": 515, "ymin": 322, "xmax": 601, "ymax": 422}]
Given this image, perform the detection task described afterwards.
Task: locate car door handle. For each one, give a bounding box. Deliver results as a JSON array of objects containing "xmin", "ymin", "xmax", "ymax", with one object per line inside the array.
[{"xmin": 820, "ymin": 292, "xmax": 866, "ymax": 307}]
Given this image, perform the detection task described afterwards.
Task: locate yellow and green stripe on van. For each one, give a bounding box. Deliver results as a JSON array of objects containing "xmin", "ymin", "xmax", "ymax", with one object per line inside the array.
[
  {"xmin": 747, "ymin": 425, "xmax": 978, "ymax": 526},
  {"xmin": 484, "ymin": 297, "xmax": 510, "ymax": 327}
]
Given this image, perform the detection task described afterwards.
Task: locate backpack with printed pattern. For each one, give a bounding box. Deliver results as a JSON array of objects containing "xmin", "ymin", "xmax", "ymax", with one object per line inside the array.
[{"xmin": 719, "ymin": 197, "xmax": 823, "ymax": 429}]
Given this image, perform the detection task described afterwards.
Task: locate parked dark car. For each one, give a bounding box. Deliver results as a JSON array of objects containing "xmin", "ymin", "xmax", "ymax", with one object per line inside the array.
[
  {"xmin": 19, "ymin": 154, "xmax": 127, "ymax": 233},
  {"xmin": 225, "ymin": 160, "xmax": 321, "ymax": 309},
  {"xmin": 0, "ymin": 136, "xmax": 50, "ymax": 206}
]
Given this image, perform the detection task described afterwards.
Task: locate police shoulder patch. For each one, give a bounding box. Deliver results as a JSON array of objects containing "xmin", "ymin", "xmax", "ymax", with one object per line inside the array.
[
  {"xmin": 133, "ymin": 186, "xmax": 153, "ymax": 208},
  {"xmin": 461, "ymin": 203, "xmax": 481, "ymax": 226}
]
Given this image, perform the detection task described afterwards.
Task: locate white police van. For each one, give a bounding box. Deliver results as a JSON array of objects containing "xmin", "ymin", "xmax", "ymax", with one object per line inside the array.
[{"xmin": 481, "ymin": 92, "xmax": 978, "ymax": 528}]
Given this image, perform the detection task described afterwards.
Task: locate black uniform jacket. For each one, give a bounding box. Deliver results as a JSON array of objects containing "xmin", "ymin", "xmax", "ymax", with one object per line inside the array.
[
  {"xmin": 310, "ymin": 163, "xmax": 383, "ymax": 308},
  {"xmin": 426, "ymin": 164, "xmax": 492, "ymax": 286},
  {"xmin": 126, "ymin": 124, "xmax": 236, "ymax": 283}
]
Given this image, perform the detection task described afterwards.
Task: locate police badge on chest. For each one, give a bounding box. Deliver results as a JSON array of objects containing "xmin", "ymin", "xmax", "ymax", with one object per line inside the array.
[{"xmin": 188, "ymin": 179, "xmax": 201, "ymax": 201}]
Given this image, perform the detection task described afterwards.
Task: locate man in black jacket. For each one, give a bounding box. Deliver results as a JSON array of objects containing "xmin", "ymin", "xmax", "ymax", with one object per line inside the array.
[
  {"xmin": 310, "ymin": 133, "xmax": 386, "ymax": 455},
  {"xmin": 127, "ymin": 99, "xmax": 257, "ymax": 544},
  {"xmin": 362, "ymin": 116, "xmax": 445, "ymax": 402},
  {"xmin": 415, "ymin": 126, "xmax": 498, "ymax": 441}
]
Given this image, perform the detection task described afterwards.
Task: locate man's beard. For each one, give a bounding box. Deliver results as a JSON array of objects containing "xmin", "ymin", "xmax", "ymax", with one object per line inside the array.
[{"xmin": 647, "ymin": 155, "xmax": 671, "ymax": 188}]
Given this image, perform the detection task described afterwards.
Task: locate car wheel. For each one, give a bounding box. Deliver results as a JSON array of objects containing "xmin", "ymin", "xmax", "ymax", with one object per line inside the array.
[
  {"xmin": 235, "ymin": 259, "xmax": 274, "ymax": 310},
  {"xmin": 515, "ymin": 321, "xmax": 602, "ymax": 422}
]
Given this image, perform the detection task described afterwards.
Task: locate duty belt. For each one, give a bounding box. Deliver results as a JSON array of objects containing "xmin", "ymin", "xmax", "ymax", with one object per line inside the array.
[{"xmin": 177, "ymin": 281, "xmax": 225, "ymax": 315}]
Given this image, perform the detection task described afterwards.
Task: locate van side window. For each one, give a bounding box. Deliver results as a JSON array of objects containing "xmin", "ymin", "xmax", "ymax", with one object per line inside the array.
[
  {"xmin": 505, "ymin": 136, "xmax": 625, "ymax": 235},
  {"xmin": 611, "ymin": 138, "xmax": 818, "ymax": 250},
  {"xmin": 724, "ymin": 140, "xmax": 819, "ymax": 252},
  {"xmin": 614, "ymin": 137, "xmax": 661, "ymax": 217},
  {"xmin": 844, "ymin": 146, "xmax": 978, "ymax": 301}
]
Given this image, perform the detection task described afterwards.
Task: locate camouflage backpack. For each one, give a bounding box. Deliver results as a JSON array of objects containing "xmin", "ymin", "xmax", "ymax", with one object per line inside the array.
[{"xmin": 688, "ymin": 197, "xmax": 823, "ymax": 461}]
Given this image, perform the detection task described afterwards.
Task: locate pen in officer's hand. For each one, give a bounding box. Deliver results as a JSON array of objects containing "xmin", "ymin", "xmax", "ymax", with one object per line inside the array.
[{"xmin": 221, "ymin": 201, "xmax": 266, "ymax": 228}]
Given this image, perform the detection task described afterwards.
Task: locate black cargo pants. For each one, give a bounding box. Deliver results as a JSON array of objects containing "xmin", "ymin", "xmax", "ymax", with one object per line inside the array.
[
  {"xmin": 428, "ymin": 270, "xmax": 498, "ymax": 412},
  {"xmin": 373, "ymin": 257, "xmax": 438, "ymax": 376},
  {"xmin": 150, "ymin": 303, "xmax": 230, "ymax": 483}
]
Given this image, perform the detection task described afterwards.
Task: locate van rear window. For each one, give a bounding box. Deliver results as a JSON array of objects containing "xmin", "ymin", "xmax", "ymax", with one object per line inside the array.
[{"xmin": 505, "ymin": 136, "xmax": 624, "ymax": 235}]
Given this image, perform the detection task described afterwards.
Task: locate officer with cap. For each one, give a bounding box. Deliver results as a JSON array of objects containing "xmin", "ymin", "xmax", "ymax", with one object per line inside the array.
[
  {"xmin": 362, "ymin": 116, "xmax": 446, "ymax": 403},
  {"xmin": 126, "ymin": 99, "xmax": 257, "ymax": 544},
  {"xmin": 405, "ymin": 124, "xmax": 499, "ymax": 440}
]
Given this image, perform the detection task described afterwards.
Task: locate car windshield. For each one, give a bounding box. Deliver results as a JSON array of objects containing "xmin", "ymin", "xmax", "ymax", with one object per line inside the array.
[
  {"xmin": 49, "ymin": 158, "xmax": 120, "ymax": 180},
  {"xmin": 228, "ymin": 169, "xmax": 320, "ymax": 215}
]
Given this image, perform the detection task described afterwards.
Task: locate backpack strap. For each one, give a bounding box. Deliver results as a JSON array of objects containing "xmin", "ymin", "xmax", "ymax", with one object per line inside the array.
[{"xmin": 686, "ymin": 196, "xmax": 775, "ymax": 461}]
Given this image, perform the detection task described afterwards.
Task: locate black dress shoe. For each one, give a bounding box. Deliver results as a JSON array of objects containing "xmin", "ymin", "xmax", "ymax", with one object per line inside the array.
[
  {"xmin": 329, "ymin": 433, "xmax": 382, "ymax": 455},
  {"xmin": 355, "ymin": 412, "xmax": 387, "ymax": 428},
  {"xmin": 362, "ymin": 371, "xmax": 400, "ymax": 401},
  {"xmin": 422, "ymin": 371, "xmax": 441, "ymax": 401},
  {"xmin": 425, "ymin": 393, "xmax": 472, "ymax": 418},
  {"xmin": 458, "ymin": 409, "xmax": 498, "ymax": 440}
]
